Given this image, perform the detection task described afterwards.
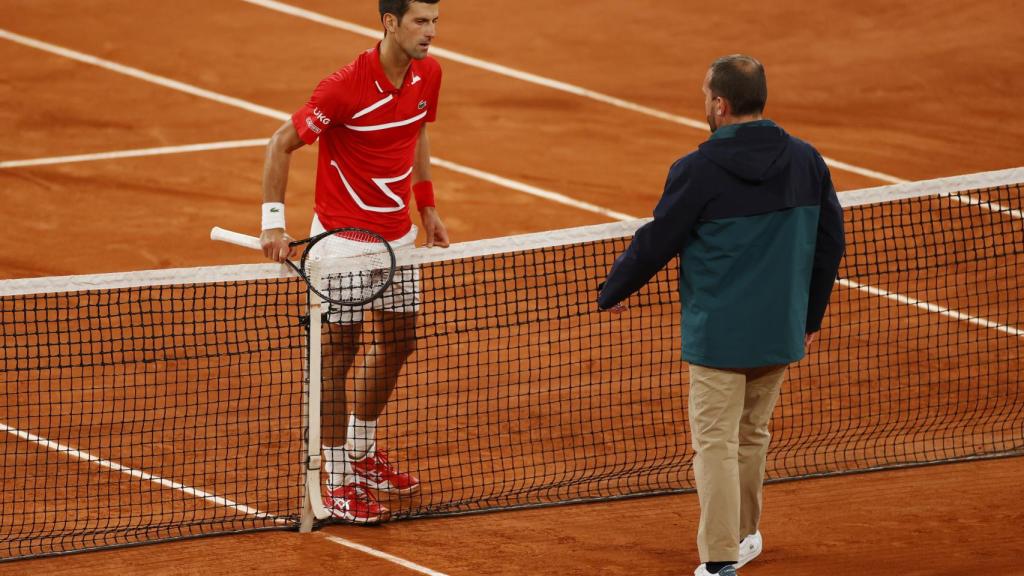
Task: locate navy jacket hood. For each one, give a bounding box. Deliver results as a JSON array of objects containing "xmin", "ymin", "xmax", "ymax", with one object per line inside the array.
[{"xmin": 697, "ymin": 124, "xmax": 793, "ymax": 183}]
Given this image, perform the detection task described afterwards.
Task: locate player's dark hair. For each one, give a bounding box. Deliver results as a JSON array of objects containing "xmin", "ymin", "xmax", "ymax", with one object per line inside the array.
[
  {"xmin": 708, "ymin": 55, "xmax": 767, "ymax": 116},
  {"xmin": 379, "ymin": 0, "xmax": 440, "ymax": 26}
]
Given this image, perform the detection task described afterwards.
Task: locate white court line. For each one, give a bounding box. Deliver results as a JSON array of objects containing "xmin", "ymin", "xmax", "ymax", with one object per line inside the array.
[
  {"xmin": 241, "ymin": 0, "xmax": 1024, "ymax": 221},
  {"xmin": 3, "ymin": 27, "xmax": 1016, "ymax": 221},
  {"xmin": 0, "ymin": 29, "xmax": 289, "ymax": 122},
  {"xmin": 4, "ymin": 136, "xmax": 1018, "ymax": 223},
  {"xmin": 838, "ymin": 279, "xmax": 1024, "ymax": 338},
  {"xmin": 431, "ymin": 158, "xmax": 636, "ymax": 222},
  {"xmin": 1, "ymin": 29, "xmax": 1019, "ymax": 340},
  {"xmin": 0, "ymin": 139, "xmax": 270, "ymax": 169},
  {"xmin": 0, "ymin": 421, "xmax": 285, "ymax": 523},
  {"xmin": 946, "ymin": 191, "xmax": 1024, "ymax": 221},
  {"xmin": 0, "ymin": 28, "xmax": 619, "ymax": 224},
  {"xmin": 321, "ymin": 534, "xmax": 450, "ymax": 576},
  {"xmin": 239, "ymin": 0, "xmax": 909, "ymax": 186}
]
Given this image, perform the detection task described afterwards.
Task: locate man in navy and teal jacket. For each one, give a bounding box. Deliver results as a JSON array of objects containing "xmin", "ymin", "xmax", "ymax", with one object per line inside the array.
[{"xmin": 598, "ymin": 56, "xmax": 844, "ymax": 576}]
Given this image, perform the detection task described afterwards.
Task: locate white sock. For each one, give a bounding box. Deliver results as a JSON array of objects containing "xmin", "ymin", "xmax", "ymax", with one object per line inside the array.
[
  {"xmin": 345, "ymin": 414, "xmax": 377, "ymax": 460},
  {"xmin": 323, "ymin": 445, "xmax": 353, "ymax": 488}
]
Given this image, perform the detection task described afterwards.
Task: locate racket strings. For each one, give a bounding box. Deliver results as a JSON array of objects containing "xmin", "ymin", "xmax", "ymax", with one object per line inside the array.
[{"xmin": 299, "ymin": 228, "xmax": 397, "ymax": 307}]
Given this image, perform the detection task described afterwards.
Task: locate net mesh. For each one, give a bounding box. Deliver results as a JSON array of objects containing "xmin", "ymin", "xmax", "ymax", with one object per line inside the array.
[
  {"xmin": 1, "ymin": 278, "xmax": 306, "ymax": 557},
  {"xmin": 2, "ymin": 171, "xmax": 1022, "ymax": 559}
]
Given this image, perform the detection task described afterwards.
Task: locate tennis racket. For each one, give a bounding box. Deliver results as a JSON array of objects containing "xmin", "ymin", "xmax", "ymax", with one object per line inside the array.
[{"xmin": 210, "ymin": 226, "xmax": 396, "ymax": 307}]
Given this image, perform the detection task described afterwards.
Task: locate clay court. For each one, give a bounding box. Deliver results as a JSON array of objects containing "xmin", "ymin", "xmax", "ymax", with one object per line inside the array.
[{"xmin": 1, "ymin": 1, "xmax": 1023, "ymax": 574}]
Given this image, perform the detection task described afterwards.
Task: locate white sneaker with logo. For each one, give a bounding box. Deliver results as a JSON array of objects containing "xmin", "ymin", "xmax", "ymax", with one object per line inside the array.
[{"xmin": 735, "ymin": 531, "xmax": 762, "ymax": 569}]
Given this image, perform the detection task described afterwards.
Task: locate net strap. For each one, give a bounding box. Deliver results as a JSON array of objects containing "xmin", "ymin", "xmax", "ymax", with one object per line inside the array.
[{"xmin": 301, "ymin": 260, "xmax": 331, "ymax": 529}]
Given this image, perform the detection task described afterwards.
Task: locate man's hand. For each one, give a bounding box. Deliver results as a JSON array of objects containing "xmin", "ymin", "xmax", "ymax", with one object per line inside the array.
[
  {"xmin": 805, "ymin": 332, "xmax": 818, "ymax": 350},
  {"xmin": 601, "ymin": 303, "xmax": 628, "ymax": 314},
  {"xmin": 420, "ymin": 207, "xmax": 450, "ymax": 248},
  {"xmin": 260, "ymin": 228, "xmax": 295, "ymax": 262}
]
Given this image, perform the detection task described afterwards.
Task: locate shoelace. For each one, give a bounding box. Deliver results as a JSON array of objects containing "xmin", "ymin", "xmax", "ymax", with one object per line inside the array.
[{"xmin": 330, "ymin": 482, "xmax": 376, "ymax": 503}]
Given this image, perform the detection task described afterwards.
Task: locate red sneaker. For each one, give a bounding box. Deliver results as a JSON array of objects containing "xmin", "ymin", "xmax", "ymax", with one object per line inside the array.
[
  {"xmin": 323, "ymin": 482, "xmax": 389, "ymax": 524},
  {"xmin": 351, "ymin": 450, "xmax": 420, "ymax": 494}
]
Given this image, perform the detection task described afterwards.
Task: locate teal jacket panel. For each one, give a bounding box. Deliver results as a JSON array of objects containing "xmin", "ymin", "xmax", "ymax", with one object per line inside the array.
[{"xmin": 680, "ymin": 206, "xmax": 820, "ymax": 367}]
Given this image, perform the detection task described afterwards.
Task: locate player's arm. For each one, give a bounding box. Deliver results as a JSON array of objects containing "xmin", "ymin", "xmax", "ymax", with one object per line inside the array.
[
  {"xmin": 259, "ymin": 120, "xmax": 306, "ymax": 262},
  {"xmin": 412, "ymin": 124, "xmax": 449, "ymax": 248}
]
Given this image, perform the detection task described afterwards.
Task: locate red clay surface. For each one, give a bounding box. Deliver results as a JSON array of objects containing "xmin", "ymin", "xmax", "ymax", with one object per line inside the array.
[
  {"xmin": 2, "ymin": 458, "xmax": 1022, "ymax": 575},
  {"xmin": 2, "ymin": 0, "xmax": 1023, "ymax": 574}
]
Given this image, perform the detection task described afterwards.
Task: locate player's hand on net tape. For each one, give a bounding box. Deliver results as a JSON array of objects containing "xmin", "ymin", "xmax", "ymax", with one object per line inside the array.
[
  {"xmin": 420, "ymin": 207, "xmax": 450, "ymax": 248},
  {"xmin": 260, "ymin": 229, "xmax": 296, "ymax": 262}
]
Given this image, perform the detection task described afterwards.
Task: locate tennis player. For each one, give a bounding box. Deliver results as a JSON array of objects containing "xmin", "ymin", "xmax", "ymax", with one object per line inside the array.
[
  {"xmin": 599, "ymin": 55, "xmax": 845, "ymax": 575},
  {"xmin": 259, "ymin": 0, "xmax": 448, "ymax": 524}
]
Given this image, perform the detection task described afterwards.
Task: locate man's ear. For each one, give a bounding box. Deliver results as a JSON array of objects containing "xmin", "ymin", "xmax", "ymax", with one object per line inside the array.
[{"xmin": 716, "ymin": 97, "xmax": 729, "ymax": 117}]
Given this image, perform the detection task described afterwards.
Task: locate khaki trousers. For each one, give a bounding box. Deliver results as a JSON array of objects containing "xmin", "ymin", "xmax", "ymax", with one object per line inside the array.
[{"xmin": 688, "ymin": 363, "xmax": 787, "ymax": 562}]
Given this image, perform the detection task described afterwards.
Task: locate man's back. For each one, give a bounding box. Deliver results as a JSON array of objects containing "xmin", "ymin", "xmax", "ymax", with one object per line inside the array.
[
  {"xmin": 597, "ymin": 120, "xmax": 844, "ymax": 370},
  {"xmin": 675, "ymin": 121, "xmax": 842, "ymax": 368}
]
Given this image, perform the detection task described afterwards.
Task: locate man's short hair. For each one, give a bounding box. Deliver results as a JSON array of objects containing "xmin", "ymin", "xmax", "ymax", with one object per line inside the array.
[
  {"xmin": 379, "ymin": 0, "xmax": 440, "ymax": 24},
  {"xmin": 708, "ymin": 55, "xmax": 767, "ymax": 116}
]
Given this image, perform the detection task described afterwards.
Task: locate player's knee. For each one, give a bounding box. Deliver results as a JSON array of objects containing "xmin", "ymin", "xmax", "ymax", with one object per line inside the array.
[
  {"xmin": 395, "ymin": 334, "xmax": 417, "ymax": 359},
  {"xmin": 378, "ymin": 332, "xmax": 417, "ymax": 360}
]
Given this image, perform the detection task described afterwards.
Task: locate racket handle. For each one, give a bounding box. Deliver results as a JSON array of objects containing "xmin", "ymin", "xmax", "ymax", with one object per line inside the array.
[{"xmin": 210, "ymin": 226, "xmax": 261, "ymax": 251}]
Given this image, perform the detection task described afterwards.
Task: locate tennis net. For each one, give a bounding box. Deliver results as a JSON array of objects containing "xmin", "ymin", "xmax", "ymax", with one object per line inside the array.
[{"xmin": 1, "ymin": 168, "xmax": 1021, "ymax": 560}]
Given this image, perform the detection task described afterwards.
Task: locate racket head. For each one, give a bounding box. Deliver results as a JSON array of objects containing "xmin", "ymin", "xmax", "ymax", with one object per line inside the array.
[{"xmin": 294, "ymin": 227, "xmax": 397, "ymax": 307}]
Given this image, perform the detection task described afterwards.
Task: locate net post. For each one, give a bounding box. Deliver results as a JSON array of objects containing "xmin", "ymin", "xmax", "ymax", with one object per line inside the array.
[{"xmin": 300, "ymin": 259, "xmax": 331, "ymax": 532}]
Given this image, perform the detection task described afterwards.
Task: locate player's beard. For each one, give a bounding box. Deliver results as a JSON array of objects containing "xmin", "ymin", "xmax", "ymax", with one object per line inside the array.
[{"xmin": 402, "ymin": 39, "xmax": 429, "ymax": 61}]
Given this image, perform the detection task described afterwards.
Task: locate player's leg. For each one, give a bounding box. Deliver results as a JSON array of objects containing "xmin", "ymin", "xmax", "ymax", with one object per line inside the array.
[
  {"xmin": 688, "ymin": 364, "xmax": 745, "ymax": 574},
  {"xmin": 322, "ymin": 320, "xmax": 360, "ymax": 484},
  {"xmin": 735, "ymin": 364, "xmax": 786, "ymax": 569},
  {"xmin": 320, "ymin": 299, "xmax": 389, "ymax": 523},
  {"xmin": 345, "ymin": 307, "xmax": 420, "ymax": 493},
  {"xmin": 350, "ymin": 310, "xmax": 417, "ymax": 420}
]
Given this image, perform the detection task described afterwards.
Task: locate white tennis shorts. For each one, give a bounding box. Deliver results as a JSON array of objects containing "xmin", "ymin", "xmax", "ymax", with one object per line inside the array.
[{"xmin": 309, "ymin": 215, "xmax": 420, "ymax": 324}]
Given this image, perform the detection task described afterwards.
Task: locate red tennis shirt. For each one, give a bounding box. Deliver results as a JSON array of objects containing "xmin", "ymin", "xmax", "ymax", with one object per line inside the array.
[{"xmin": 291, "ymin": 44, "xmax": 442, "ymax": 241}]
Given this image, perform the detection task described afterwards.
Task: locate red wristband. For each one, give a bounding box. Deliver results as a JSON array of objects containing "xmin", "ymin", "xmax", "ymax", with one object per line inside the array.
[{"xmin": 413, "ymin": 181, "xmax": 435, "ymax": 210}]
